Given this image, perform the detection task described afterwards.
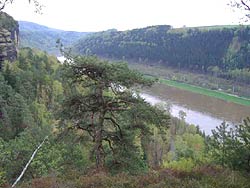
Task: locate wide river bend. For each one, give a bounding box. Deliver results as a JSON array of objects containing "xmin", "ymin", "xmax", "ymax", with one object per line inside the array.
[{"xmin": 142, "ymin": 83, "xmax": 250, "ymax": 135}]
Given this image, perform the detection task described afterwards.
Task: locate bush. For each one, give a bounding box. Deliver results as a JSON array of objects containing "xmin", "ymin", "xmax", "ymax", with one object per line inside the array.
[
  {"xmin": 163, "ymin": 158, "xmax": 196, "ymax": 172},
  {"xmin": 0, "ymin": 168, "xmax": 6, "ymax": 187}
]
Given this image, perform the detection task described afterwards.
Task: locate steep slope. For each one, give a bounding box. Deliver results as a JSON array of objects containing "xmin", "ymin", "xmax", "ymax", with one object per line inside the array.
[
  {"xmin": 73, "ymin": 25, "xmax": 250, "ymax": 72},
  {"xmin": 19, "ymin": 21, "xmax": 90, "ymax": 55},
  {"xmin": 0, "ymin": 12, "xmax": 19, "ymax": 66}
]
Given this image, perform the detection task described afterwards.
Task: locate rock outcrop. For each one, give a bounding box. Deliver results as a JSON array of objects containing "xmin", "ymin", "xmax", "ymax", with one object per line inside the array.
[{"xmin": 0, "ymin": 12, "xmax": 19, "ymax": 69}]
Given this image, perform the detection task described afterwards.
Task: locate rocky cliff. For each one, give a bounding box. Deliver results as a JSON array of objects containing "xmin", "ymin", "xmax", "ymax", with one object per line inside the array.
[{"xmin": 0, "ymin": 12, "xmax": 19, "ymax": 68}]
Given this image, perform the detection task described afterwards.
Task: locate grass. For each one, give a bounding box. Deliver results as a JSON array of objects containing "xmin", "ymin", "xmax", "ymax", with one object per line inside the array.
[
  {"xmin": 159, "ymin": 78, "xmax": 250, "ymax": 106},
  {"xmin": 129, "ymin": 62, "xmax": 250, "ymax": 99},
  {"xmin": 131, "ymin": 62, "xmax": 250, "ymax": 106}
]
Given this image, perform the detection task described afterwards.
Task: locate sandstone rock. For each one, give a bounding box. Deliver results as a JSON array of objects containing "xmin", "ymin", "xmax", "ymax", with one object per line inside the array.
[{"xmin": 0, "ymin": 12, "xmax": 19, "ymax": 68}]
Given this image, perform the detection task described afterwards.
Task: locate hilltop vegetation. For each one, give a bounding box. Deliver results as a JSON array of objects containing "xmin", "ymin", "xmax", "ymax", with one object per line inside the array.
[
  {"xmin": 0, "ymin": 12, "xmax": 18, "ymax": 31},
  {"xmin": 74, "ymin": 25, "xmax": 250, "ymax": 71},
  {"xmin": 74, "ymin": 25, "xmax": 250, "ymax": 87},
  {"xmin": 19, "ymin": 21, "xmax": 90, "ymax": 55}
]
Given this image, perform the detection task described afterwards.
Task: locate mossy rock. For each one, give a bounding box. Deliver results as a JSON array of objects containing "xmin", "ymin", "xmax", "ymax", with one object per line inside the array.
[{"xmin": 0, "ymin": 12, "xmax": 18, "ymax": 31}]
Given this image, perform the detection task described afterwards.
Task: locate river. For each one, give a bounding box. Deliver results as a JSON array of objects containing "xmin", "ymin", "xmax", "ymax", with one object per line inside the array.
[
  {"xmin": 142, "ymin": 83, "xmax": 250, "ymax": 135},
  {"xmin": 57, "ymin": 56, "xmax": 250, "ymax": 135}
]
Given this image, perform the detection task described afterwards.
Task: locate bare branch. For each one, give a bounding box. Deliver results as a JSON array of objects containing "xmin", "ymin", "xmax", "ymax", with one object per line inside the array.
[
  {"xmin": 12, "ymin": 136, "xmax": 48, "ymax": 187},
  {"xmin": 0, "ymin": 0, "xmax": 10, "ymax": 11},
  {"xmin": 104, "ymin": 117, "xmax": 123, "ymax": 138},
  {"xmin": 75, "ymin": 123, "xmax": 95, "ymax": 140},
  {"xmin": 241, "ymin": 0, "xmax": 250, "ymax": 10},
  {"xmin": 103, "ymin": 138, "xmax": 114, "ymax": 152},
  {"xmin": 0, "ymin": 0, "xmax": 43, "ymax": 13}
]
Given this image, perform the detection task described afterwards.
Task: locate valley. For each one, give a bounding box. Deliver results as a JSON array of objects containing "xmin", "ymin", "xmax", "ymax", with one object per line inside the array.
[
  {"xmin": 19, "ymin": 21, "xmax": 90, "ymax": 55},
  {"xmin": 1, "ymin": 7, "xmax": 250, "ymax": 187}
]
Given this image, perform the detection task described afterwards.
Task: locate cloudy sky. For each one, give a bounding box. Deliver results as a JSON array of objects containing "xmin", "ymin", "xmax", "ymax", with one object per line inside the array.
[{"xmin": 4, "ymin": 0, "xmax": 244, "ymax": 32}]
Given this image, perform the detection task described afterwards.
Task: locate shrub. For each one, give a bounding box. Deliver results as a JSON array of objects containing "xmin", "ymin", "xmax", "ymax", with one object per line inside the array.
[{"xmin": 163, "ymin": 158, "xmax": 196, "ymax": 172}]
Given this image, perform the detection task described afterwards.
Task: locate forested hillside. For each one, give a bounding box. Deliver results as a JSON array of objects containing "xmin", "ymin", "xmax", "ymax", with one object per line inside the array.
[
  {"xmin": 1, "ymin": 48, "xmax": 250, "ymax": 188},
  {"xmin": 74, "ymin": 25, "xmax": 250, "ymax": 82},
  {"xmin": 19, "ymin": 21, "xmax": 90, "ymax": 55},
  {"xmin": 1, "ymin": 0, "xmax": 250, "ymax": 186}
]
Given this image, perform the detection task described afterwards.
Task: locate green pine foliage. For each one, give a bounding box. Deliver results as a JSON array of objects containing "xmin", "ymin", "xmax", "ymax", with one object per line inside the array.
[
  {"xmin": 209, "ymin": 117, "xmax": 250, "ymax": 172},
  {"xmin": 59, "ymin": 54, "xmax": 170, "ymax": 170}
]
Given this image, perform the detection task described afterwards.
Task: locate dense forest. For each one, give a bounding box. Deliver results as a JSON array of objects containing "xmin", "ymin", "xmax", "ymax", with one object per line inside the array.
[{"xmin": 74, "ymin": 25, "xmax": 250, "ymax": 85}]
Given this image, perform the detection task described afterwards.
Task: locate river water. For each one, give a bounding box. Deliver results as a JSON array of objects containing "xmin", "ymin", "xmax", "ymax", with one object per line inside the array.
[
  {"xmin": 142, "ymin": 83, "xmax": 250, "ymax": 135},
  {"xmin": 141, "ymin": 93, "xmax": 224, "ymax": 135}
]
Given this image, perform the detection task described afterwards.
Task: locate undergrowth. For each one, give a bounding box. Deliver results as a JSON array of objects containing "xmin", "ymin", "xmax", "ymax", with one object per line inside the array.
[{"xmin": 14, "ymin": 166, "xmax": 250, "ymax": 188}]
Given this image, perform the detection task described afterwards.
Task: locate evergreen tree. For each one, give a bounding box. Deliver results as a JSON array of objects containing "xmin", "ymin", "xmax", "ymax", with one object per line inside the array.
[
  {"xmin": 209, "ymin": 118, "xmax": 250, "ymax": 171},
  {"xmin": 60, "ymin": 55, "xmax": 170, "ymax": 169}
]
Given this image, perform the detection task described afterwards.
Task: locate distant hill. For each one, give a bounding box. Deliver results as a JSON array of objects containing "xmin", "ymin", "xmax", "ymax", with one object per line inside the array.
[
  {"xmin": 73, "ymin": 25, "xmax": 250, "ymax": 72},
  {"xmin": 19, "ymin": 21, "xmax": 90, "ymax": 55}
]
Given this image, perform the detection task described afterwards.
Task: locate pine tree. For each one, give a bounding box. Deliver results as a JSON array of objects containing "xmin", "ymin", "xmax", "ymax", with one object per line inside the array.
[{"xmin": 60, "ymin": 55, "xmax": 170, "ymax": 169}]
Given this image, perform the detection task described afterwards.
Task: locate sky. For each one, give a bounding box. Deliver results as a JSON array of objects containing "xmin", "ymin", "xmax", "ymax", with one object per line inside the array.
[{"xmin": 4, "ymin": 0, "xmax": 245, "ymax": 32}]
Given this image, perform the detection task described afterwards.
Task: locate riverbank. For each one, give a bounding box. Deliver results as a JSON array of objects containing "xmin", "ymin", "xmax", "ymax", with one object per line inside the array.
[
  {"xmin": 128, "ymin": 62, "xmax": 250, "ymax": 98},
  {"xmin": 127, "ymin": 62, "xmax": 250, "ymax": 106},
  {"xmin": 159, "ymin": 79, "xmax": 250, "ymax": 107}
]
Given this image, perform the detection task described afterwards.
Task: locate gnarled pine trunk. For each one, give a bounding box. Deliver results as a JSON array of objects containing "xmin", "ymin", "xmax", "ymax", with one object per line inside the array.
[
  {"xmin": 94, "ymin": 109, "xmax": 105, "ymax": 169},
  {"xmin": 94, "ymin": 128, "xmax": 104, "ymax": 169}
]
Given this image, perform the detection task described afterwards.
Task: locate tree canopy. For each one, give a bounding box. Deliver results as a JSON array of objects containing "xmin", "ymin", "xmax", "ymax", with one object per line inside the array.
[
  {"xmin": 209, "ymin": 117, "xmax": 250, "ymax": 171},
  {"xmin": 60, "ymin": 55, "xmax": 170, "ymax": 169},
  {"xmin": 74, "ymin": 25, "xmax": 250, "ymax": 74}
]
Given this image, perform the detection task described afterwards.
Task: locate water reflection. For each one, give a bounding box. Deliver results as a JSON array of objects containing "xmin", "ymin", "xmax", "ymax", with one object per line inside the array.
[{"xmin": 141, "ymin": 93, "xmax": 228, "ymax": 135}]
